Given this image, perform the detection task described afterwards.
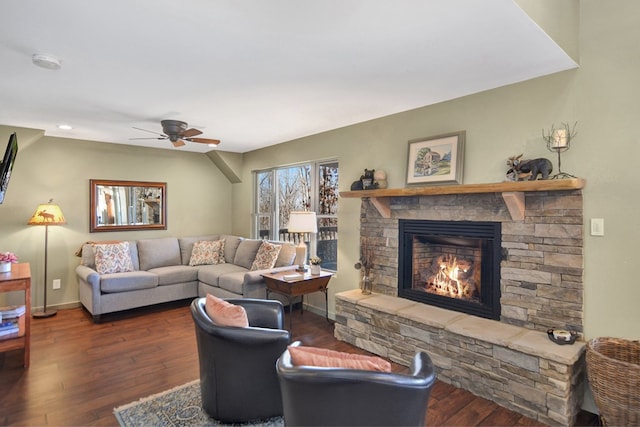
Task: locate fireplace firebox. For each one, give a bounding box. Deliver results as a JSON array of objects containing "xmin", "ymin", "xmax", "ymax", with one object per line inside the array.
[{"xmin": 398, "ymin": 219, "xmax": 501, "ymax": 320}]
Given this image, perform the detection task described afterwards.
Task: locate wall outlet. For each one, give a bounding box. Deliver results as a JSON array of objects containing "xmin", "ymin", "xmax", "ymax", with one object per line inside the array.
[{"xmin": 53, "ymin": 279, "xmax": 61, "ymax": 290}]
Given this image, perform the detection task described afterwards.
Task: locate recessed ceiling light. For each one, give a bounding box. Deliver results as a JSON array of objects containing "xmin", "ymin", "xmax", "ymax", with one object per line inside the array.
[
  {"xmin": 208, "ymin": 143, "xmax": 217, "ymax": 148},
  {"xmin": 57, "ymin": 124, "xmax": 73, "ymax": 130},
  {"xmin": 32, "ymin": 53, "xmax": 62, "ymax": 70}
]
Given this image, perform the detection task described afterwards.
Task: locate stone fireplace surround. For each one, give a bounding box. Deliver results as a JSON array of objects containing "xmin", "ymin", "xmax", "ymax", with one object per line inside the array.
[{"xmin": 336, "ymin": 181, "xmax": 586, "ymax": 426}]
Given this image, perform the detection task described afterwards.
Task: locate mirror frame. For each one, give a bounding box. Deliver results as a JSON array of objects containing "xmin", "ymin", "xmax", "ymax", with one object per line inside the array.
[{"xmin": 90, "ymin": 179, "xmax": 167, "ymax": 232}]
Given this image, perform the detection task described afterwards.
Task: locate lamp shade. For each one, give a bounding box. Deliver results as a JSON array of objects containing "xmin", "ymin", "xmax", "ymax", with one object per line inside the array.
[
  {"xmin": 287, "ymin": 211, "xmax": 317, "ymax": 233},
  {"xmin": 27, "ymin": 199, "xmax": 66, "ymax": 226}
]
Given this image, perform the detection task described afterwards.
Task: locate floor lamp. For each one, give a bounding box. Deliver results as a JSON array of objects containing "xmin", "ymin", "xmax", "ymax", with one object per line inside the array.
[
  {"xmin": 28, "ymin": 199, "xmax": 66, "ymax": 318},
  {"xmin": 287, "ymin": 211, "xmax": 317, "ymax": 272}
]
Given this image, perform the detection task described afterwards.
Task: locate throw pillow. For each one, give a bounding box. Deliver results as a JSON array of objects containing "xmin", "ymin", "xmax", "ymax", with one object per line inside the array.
[
  {"xmin": 189, "ymin": 239, "xmax": 226, "ymax": 266},
  {"xmin": 288, "ymin": 345, "xmax": 392, "ymax": 372},
  {"xmin": 250, "ymin": 241, "xmax": 282, "ymax": 271},
  {"xmin": 94, "ymin": 242, "xmax": 135, "ymax": 275},
  {"xmin": 204, "ymin": 294, "xmax": 249, "ymax": 328}
]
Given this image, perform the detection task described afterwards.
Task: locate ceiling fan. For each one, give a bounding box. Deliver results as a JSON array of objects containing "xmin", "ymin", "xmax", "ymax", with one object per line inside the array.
[{"xmin": 131, "ymin": 120, "xmax": 220, "ymax": 148}]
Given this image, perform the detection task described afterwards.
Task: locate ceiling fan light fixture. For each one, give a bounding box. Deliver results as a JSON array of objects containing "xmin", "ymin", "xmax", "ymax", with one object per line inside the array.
[{"xmin": 32, "ymin": 53, "xmax": 62, "ymax": 70}]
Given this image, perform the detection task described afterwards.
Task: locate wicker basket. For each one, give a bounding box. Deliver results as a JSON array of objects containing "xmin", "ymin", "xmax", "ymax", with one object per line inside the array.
[{"xmin": 586, "ymin": 337, "xmax": 640, "ymax": 426}]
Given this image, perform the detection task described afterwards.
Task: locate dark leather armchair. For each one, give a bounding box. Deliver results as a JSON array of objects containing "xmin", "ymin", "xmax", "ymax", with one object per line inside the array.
[
  {"xmin": 276, "ymin": 347, "xmax": 436, "ymax": 426},
  {"xmin": 191, "ymin": 297, "xmax": 291, "ymax": 423}
]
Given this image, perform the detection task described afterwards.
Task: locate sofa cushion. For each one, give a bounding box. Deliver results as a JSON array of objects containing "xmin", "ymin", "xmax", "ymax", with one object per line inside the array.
[
  {"xmin": 100, "ymin": 271, "xmax": 158, "ymax": 293},
  {"xmin": 178, "ymin": 235, "xmax": 219, "ymax": 265},
  {"xmin": 189, "ymin": 240, "xmax": 225, "ymax": 266},
  {"xmin": 198, "ymin": 263, "xmax": 248, "ymax": 288},
  {"xmin": 147, "ymin": 265, "xmax": 199, "ymax": 286},
  {"xmin": 250, "ymin": 241, "xmax": 282, "ymax": 271},
  {"xmin": 94, "ymin": 242, "xmax": 135, "ymax": 274},
  {"xmin": 273, "ymin": 241, "xmax": 296, "ymax": 267},
  {"xmin": 220, "ymin": 235, "xmax": 243, "ymax": 264},
  {"xmin": 204, "ymin": 294, "xmax": 248, "ymax": 328},
  {"xmin": 288, "ymin": 346, "xmax": 392, "ymax": 372},
  {"xmin": 137, "ymin": 237, "xmax": 181, "ymax": 271},
  {"xmin": 233, "ymin": 239, "xmax": 262, "ymax": 270},
  {"xmin": 218, "ymin": 271, "xmax": 248, "ymax": 295}
]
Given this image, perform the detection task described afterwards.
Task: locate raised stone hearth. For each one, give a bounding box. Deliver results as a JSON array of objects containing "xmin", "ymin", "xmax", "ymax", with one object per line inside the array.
[
  {"xmin": 335, "ymin": 290, "xmax": 585, "ymax": 426},
  {"xmin": 337, "ymin": 183, "xmax": 586, "ymax": 426}
]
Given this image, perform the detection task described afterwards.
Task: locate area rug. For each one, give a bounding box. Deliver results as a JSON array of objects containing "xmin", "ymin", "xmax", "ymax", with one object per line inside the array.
[{"xmin": 114, "ymin": 380, "xmax": 284, "ymax": 427}]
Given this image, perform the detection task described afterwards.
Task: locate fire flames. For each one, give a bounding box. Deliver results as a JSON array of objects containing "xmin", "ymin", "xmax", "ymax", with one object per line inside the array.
[{"xmin": 424, "ymin": 254, "xmax": 479, "ymax": 300}]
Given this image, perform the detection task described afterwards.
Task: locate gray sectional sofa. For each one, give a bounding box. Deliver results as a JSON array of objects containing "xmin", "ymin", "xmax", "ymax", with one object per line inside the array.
[{"xmin": 76, "ymin": 234, "xmax": 299, "ymax": 322}]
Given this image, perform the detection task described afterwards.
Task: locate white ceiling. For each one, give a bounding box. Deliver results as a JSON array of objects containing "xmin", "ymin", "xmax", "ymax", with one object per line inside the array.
[{"xmin": 0, "ymin": 1, "xmax": 577, "ymax": 153}]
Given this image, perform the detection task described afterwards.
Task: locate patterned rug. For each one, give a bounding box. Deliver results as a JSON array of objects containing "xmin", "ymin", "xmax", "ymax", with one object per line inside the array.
[{"xmin": 114, "ymin": 380, "xmax": 284, "ymax": 427}]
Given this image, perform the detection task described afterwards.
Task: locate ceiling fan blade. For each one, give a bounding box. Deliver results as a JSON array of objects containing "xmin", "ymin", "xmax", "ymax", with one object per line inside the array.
[
  {"xmin": 132, "ymin": 126, "xmax": 166, "ymax": 137},
  {"xmin": 188, "ymin": 137, "xmax": 221, "ymax": 146},
  {"xmin": 182, "ymin": 128, "xmax": 203, "ymax": 138},
  {"xmin": 172, "ymin": 139, "xmax": 186, "ymax": 147}
]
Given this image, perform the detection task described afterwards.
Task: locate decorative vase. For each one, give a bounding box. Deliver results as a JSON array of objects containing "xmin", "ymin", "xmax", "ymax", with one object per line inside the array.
[
  {"xmin": 310, "ymin": 264, "xmax": 321, "ymax": 275},
  {"xmin": 360, "ymin": 275, "xmax": 372, "ymax": 295},
  {"xmin": 0, "ymin": 262, "xmax": 11, "ymax": 273}
]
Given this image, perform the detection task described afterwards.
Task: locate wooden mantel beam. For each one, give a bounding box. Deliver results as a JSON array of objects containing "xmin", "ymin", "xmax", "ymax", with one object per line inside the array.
[{"xmin": 340, "ymin": 178, "xmax": 585, "ymax": 220}]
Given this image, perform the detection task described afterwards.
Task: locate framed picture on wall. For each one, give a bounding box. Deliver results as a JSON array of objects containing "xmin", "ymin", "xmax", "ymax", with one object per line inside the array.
[{"xmin": 406, "ymin": 131, "xmax": 465, "ymax": 185}]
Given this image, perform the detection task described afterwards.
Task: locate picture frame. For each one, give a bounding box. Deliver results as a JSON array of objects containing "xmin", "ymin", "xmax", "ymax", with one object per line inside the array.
[
  {"xmin": 406, "ymin": 131, "xmax": 465, "ymax": 185},
  {"xmin": 90, "ymin": 179, "xmax": 167, "ymax": 232}
]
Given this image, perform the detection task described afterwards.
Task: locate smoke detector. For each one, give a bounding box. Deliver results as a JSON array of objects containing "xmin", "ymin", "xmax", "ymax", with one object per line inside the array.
[{"xmin": 32, "ymin": 53, "xmax": 62, "ymax": 70}]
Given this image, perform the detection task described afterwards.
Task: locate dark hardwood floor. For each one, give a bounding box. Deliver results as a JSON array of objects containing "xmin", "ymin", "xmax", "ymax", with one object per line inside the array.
[{"xmin": 0, "ymin": 300, "xmax": 599, "ymax": 426}]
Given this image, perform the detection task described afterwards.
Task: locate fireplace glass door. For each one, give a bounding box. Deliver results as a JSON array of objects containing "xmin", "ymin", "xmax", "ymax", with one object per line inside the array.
[{"xmin": 398, "ymin": 220, "xmax": 501, "ymax": 320}]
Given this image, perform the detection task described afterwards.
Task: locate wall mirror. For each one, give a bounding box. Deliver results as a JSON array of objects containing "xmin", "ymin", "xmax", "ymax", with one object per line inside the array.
[{"xmin": 90, "ymin": 179, "xmax": 167, "ymax": 232}]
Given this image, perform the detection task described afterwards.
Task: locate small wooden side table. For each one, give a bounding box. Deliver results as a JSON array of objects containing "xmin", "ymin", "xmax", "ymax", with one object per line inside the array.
[
  {"xmin": 262, "ymin": 270, "xmax": 332, "ymax": 330},
  {"xmin": 0, "ymin": 262, "xmax": 31, "ymax": 368}
]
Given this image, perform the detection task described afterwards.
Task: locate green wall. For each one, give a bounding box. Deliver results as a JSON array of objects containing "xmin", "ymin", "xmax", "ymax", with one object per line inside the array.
[
  {"xmin": 235, "ymin": 0, "xmax": 640, "ymax": 341},
  {"xmin": 0, "ymin": 131, "xmax": 233, "ymax": 310}
]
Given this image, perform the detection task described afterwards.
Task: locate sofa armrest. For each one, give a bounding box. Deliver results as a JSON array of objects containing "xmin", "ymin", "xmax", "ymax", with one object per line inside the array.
[{"xmin": 76, "ymin": 265, "xmax": 101, "ymax": 288}]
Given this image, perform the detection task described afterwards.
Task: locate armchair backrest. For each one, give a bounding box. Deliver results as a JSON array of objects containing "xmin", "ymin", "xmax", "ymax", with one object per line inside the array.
[
  {"xmin": 276, "ymin": 349, "xmax": 436, "ymax": 426},
  {"xmin": 191, "ymin": 297, "xmax": 291, "ymax": 423}
]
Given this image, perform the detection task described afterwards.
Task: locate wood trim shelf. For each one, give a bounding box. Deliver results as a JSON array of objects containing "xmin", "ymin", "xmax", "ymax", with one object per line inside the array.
[{"xmin": 339, "ymin": 178, "xmax": 585, "ymax": 220}]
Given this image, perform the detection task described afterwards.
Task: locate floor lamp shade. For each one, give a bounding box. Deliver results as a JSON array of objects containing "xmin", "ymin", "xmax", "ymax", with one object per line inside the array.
[
  {"xmin": 28, "ymin": 199, "xmax": 66, "ymax": 318},
  {"xmin": 287, "ymin": 211, "xmax": 317, "ymax": 271}
]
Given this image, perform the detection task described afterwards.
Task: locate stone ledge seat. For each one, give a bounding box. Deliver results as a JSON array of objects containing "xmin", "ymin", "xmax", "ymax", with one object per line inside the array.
[
  {"xmin": 335, "ymin": 289, "xmax": 586, "ymax": 426},
  {"xmin": 76, "ymin": 234, "xmax": 299, "ymax": 322}
]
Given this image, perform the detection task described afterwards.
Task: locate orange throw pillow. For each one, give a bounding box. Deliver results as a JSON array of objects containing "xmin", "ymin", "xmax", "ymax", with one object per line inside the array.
[
  {"xmin": 288, "ymin": 345, "xmax": 392, "ymax": 372},
  {"xmin": 204, "ymin": 294, "xmax": 249, "ymax": 328}
]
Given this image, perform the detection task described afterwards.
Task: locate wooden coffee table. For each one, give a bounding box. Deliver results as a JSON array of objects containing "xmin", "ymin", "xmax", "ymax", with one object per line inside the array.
[{"xmin": 262, "ymin": 270, "xmax": 332, "ymax": 330}]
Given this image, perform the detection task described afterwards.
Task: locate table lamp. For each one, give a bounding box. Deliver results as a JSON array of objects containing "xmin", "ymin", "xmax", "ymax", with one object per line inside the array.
[
  {"xmin": 287, "ymin": 211, "xmax": 317, "ymax": 272},
  {"xmin": 28, "ymin": 199, "xmax": 66, "ymax": 318}
]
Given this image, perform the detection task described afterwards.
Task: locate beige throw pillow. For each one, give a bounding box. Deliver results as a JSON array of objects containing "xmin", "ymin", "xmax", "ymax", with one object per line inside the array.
[
  {"xmin": 94, "ymin": 242, "xmax": 135, "ymax": 275},
  {"xmin": 250, "ymin": 241, "xmax": 282, "ymax": 271},
  {"xmin": 189, "ymin": 240, "xmax": 226, "ymax": 266}
]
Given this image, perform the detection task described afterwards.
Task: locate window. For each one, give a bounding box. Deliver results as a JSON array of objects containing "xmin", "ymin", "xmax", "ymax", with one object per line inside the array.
[{"xmin": 254, "ymin": 160, "xmax": 339, "ymax": 270}]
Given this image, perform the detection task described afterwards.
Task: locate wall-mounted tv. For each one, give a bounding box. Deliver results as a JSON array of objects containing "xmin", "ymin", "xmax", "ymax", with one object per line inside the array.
[{"xmin": 0, "ymin": 132, "xmax": 18, "ymax": 204}]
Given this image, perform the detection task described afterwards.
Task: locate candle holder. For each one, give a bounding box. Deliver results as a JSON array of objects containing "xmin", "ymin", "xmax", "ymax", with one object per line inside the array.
[{"xmin": 542, "ymin": 122, "xmax": 577, "ymax": 179}]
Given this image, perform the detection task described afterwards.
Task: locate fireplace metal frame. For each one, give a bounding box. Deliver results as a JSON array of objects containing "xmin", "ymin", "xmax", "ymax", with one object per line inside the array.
[{"xmin": 398, "ymin": 219, "xmax": 501, "ymax": 320}]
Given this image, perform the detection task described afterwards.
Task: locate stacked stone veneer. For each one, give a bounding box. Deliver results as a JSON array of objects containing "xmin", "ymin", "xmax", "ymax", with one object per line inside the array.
[
  {"xmin": 334, "ymin": 190, "xmax": 586, "ymax": 425},
  {"xmin": 357, "ymin": 190, "xmax": 584, "ymax": 332}
]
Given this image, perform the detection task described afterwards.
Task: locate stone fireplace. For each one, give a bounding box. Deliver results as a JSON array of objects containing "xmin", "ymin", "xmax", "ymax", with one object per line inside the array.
[{"xmin": 336, "ymin": 180, "xmax": 587, "ymax": 426}]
